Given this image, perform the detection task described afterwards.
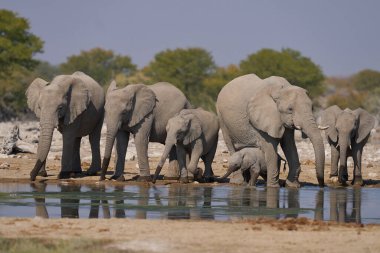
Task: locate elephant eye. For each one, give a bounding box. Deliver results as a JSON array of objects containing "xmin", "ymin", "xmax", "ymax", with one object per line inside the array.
[{"xmin": 287, "ymin": 107, "xmax": 293, "ymax": 113}]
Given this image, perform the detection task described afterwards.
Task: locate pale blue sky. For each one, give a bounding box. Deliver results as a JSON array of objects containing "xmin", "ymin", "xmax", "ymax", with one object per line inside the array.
[{"xmin": 1, "ymin": 0, "xmax": 379, "ymax": 76}]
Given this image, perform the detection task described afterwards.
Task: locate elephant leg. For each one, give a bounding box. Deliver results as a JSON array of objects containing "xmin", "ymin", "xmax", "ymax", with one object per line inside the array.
[
  {"xmin": 59, "ymin": 134, "xmax": 76, "ymax": 179},
  {"xmin": 330, "ymin": 144, "xmax": 340, "ymax": 178},
  {"xmin": 134, "ymin": 117, "xmax": 153, "ymax": 179},
  {"xmin": 280, "ymin": 129, "xmax": 301, "ymax": 188},
  {"xmin": 111, "ymin": 131, "xmax": 130, "ymax": 181},
  {"xmin": 72, "ymin": 137, "xmax": 82, "ymax": 173},
  {"xmin": 352, "ymin": 144, "xmax": 364, "ymax": 186},
  {"xmin": 165, "ymin": 146, "xmax": 180, "ymax": 179},
  {"xmin": 202, "ymin": 140, "xmax": 217, "ymax": 182},
  {"xmin": 249, "ymin": 169, "xmax": 260, "ymax": 187},
  {"xmin": 176, "ymin": 145, "xmax": 188, "ymax": 183},
  {"xmin": 87, "ymin": 118, "xmax": 103, "ymax": 175},
  {"xmin": 37, "ymin": 160, "xmax": 47, "ymax": 177},
  {"xmin": 187, "ymin": 140, "xmax": 204, "ymax": 182},
  {"xmin": 219, "ymin": 118, "xmax": 236, "ymax": 154},
  {"xmin": 261, "ymin": 135, "xmax": 280, "ymax": 188}
]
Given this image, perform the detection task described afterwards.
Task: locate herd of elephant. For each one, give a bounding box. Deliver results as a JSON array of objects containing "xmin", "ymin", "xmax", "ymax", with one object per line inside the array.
[{"xmin": 25, "ymin": 71, "xmax": 376, "ymax": 188}]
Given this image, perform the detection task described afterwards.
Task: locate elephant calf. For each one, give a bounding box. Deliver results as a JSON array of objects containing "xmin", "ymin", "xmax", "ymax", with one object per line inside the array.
[
  {"xmin": 220, "ymin": 148, "xmax": 286, "ymax": 186},
  {"xmin": 320, "ymin": 105, "xmax": 375, "ymax": 186},
  {"xmin": 153, "ymin": 108, "xmax": 219, "ymax": 183}
]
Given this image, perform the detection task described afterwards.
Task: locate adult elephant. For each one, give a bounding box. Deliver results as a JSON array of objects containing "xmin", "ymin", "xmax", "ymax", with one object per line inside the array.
[
  {"xmin": 100, "ymin": 81, "xmax": 191, "ymax": 181},
  {"xmin": 216, "ymin": 74, "xmax": 325, "ymax": 188},
  {"xmin": 320, "ymin": 105, "xmax": 375, "ymax": 186},
  {"xmin": 26, "ymin": 72, "xmax": 105, "ymax": 180}
]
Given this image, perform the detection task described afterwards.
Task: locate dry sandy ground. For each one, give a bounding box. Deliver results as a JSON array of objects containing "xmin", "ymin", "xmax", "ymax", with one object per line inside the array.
[
  {"xmin": 0, "ymin": 217, "xmax": 379, "ymax": 253},
  {"xmin": 0, "ymin": 121, "xmax": 380, "ymax": 252}
]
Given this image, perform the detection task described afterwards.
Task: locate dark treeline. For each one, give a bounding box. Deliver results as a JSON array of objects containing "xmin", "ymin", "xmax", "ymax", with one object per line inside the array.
[{"xmin": 1, "ymin": 9, "xmax": 379, "ymax": 121}]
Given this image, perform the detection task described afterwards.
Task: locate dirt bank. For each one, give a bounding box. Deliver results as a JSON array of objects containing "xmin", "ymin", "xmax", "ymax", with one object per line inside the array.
[{"xmin": 0, "ymin": 217, "xmax": 379, "ymax": 253}]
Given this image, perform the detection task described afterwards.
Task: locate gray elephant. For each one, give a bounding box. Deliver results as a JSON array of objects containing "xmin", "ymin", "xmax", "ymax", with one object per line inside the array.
[
  {"xmin": 220, "ymin": 147, "xmax": 286, "ymax": 186},
  {"xmin": 100, "ymin": 81, "xmax": 191, "ymax": 181},
  {"xmin": 26, "ymin": 72, "xmax": 105, "ymax": 180},
  {"xmin": 216, "ymin": 74, "xmax": 325, "ymax": 188},
  {"xmin": 320, "ymin": 105, "xmax": 375, "ymax": 186},
  {"xmin": 152, "ymin": 108, "xmax": 219, "ymax": 183}
]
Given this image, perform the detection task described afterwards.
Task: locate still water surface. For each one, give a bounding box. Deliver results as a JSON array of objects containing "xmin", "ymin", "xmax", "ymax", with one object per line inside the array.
[{"xmin": 0, "ymin": 183, "xmax": 379, "ymax": 224}]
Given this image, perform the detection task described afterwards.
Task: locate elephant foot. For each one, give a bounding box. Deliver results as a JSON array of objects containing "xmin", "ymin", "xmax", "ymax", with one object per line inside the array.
[
  {"xmin": 267, "ymin": 183, "xmax": 280, "ymax": 188},
  {"xmin": 204, "ymin": 176, "xmax": 215, "ymax": 183},
  {"xmin": 352, "ymin": 176, "xmax": 364, "ymax": 187},
  {"xmin": 99, "ymin": 174, "xmax": 106, "ymax": 181},
  {"xmin": 110, "ymin": 175, "xmax": 125, "ymax": 181},
  {"xmin": 58, "ymin": 171, "xmax": 83, "ymax": 179},
  {"xmin": 37, "ymin": 169, "xmax": 48, "ymax": 177},
  {"xmin": 85, "ymin": 168, "xmax": 101, "ymax": 176},
  {"xmin": 179, "ymin": 177, "xmax": 189, "ymax": 184},
  {"xmin": 329, "ymin": 176, "xmax": 339, "ymax": 184},
  {"xmin": 134, "ymin": 175, "xmax": 152, "ymax": 182},
  {"xmin": 30, "ymin": 171, "xmax": 38, "ymax": 181},
  {"xmin": 285, "ymin": 179, "xmax": 301, "ymax": 188}
]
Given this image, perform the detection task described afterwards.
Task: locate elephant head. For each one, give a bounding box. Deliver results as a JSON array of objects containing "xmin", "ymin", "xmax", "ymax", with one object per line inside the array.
[
  {"xmin": 321, "ymin": 105, "xmax": 375, "ymax": 170},
  {"xmin": 26, "ymin": 73, "xmax": 91, "ymax": 179},
  {"xmin": 152, "ymin": 111, "xmax": 202, "ymax": 182},
  {"xmin": 220, "ymin": 151, "xmax": 244, "ymax": 180},
  {"xmin": 248, "ymin": 76, "xmax": 325, "ymax": 186},
  {"xmin": 100, "ymin": 81, "xmax": 156, "ymax": 176}
]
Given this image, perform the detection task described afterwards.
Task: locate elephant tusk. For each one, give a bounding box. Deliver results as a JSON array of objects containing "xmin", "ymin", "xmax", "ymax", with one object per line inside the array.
[
  {"xmin": 318, "ymin": 125, "xmax": 329, "ymax": 130},
  {"xmin": 294, "ymin": 125, "xmax": 302, "ymax": 130}
]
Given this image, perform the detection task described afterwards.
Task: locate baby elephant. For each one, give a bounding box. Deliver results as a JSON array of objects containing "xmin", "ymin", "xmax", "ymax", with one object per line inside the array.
[
  {"xmin": 220, "ymin": 148, "xmax": 286, "ymax": 186},
  {"xmin": 153, "ymin": 108, "xmax": 219, "ymax": 183}
]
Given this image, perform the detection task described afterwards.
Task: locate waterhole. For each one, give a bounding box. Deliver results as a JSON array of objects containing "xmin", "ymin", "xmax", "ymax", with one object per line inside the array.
[{"xmin": 0, "ymin": 183, "xmax": 379, "ymax": 224}]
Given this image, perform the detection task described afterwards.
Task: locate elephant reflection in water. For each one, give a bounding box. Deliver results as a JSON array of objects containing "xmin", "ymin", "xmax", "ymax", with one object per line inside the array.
[
  {"xmin": 89, "ymin": 185, "xmax": 111, "ymax": 219},
  {"xmin": 313, "ymin": 188, "xmax": 361, "ymax": 223},
  {"xmin": 60, "ymin": 184, "xmax": 81, "ymax": 218},
  {"xmin": 227, "ymin": 187, "xmax": 299, "ymax": 219},
  {"xmin": 166, "ymin": 186, "xmax": 214, "ymax": 220},
  {"xmin": 31, "ymin": 183, "xmax": 49, "ymax": 218}
]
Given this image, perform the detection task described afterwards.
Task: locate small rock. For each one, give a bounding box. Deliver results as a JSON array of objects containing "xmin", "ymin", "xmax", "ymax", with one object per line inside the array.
[
  {"xmin": 54, "ymin": 155, "xmax": 60, "ymax": 161},
  {"xmin": 0, "ymin": 162, "xmax": 10, "ymax": 169},
  {"xmin": 16, "ymin": 155, "xmax": 22, "ymax": 158},
  {"xmin": 222, "ymin": 150, "xmax": 229, "ymax": 154},
  {"xmin": 367, "ymin": 163, "xmax": 374, "ymax": 168},
  {"xmin": 223, "ymin": 159, "xmax": 228, "ymax": 163},
  {"xmin": 135, "ymin": 164, "xmax": 139, "ymax": 169}
]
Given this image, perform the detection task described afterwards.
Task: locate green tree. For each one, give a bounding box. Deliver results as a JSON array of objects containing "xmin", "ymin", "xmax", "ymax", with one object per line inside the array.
[
  {"xmin": 203, "ymin": 64, "xmax": 241, "ymax": 100},
  {"xmin": 60, "ymin": 48, "xmax": 137, "ymax": 85},
  {"xmin": 0, "ymin": 9, "xmax": 43, "ymax": 78},
  {"xmin": 352, "ymin": 69, "xmax": 380, "ymax": 91},
  {"xmin": 240, "ymin": 48, "xmax": 325, "ymax": 97},
  {"xmin": 144, "ymin": 48, "xmax": 216, "ymax": 101}
]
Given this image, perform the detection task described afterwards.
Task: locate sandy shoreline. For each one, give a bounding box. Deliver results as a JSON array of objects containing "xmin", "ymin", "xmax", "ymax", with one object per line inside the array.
[{"xmin": 0, "ymin": 217, "xmax": 379, "ymax": 253}]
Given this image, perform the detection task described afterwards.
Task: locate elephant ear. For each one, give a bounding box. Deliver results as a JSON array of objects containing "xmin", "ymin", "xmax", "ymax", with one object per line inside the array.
[
  {"xmin": 107, "ymin": 80, "xmax": 118, "ymax": 96},
  {"xmin": 321, "ymin": 105, "xmax": 341, "ymax": 142},
  {"xmin": 64, "ymin": 77, "xmax": 91, "ymax": 125},
  {"xmin": 183, "ymin": 114, "xmax": 202, "ymax": 146},
  {"xmin": 128, "ymin": 85, "xmax": 156, "ymax": 127},
  {"xmin": 25, "ymin": 78, "xmax": 49, "ymax": 118},
  {"xmin": 248, "ymin": 81, "xmax": 285, "ymax": 139},
  {"xmin": 354, "ymin": 108, "xmax": 375, "ymax": 143}
]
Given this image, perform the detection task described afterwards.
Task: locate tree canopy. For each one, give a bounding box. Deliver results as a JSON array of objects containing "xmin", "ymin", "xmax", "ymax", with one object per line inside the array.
[
  {"xmin": 60, "ymin": 48, "xmax": 137, "ymax": 86},
  {"xmin": 240, "ymin": 48, "xmax": 325, "ymax": 97},
  {"xmin": 0, "ymin": 9, "xmax": 43, "ymax": 78},
  {"xmin": 144, "ymin": 48, "xmax": 216, "ymax": 100},
  {"xmin": 352, "ymin": 69, "xmax": 380, "ymax": 92}
]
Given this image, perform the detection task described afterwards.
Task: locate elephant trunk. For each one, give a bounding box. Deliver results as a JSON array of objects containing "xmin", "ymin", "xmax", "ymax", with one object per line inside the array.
[
  {"xmin": 100, "ymin": 126, "xmax": 118, "ymax": 180},
  {"xmin": 220, "ymin": 167, "xmax": 235, "ymax": 180},
  {"xmin": 30, "ymin": 121, "xmax": 55, "ymax": 181},
  {"xmin": 338, "ymin": 134, "xmax": 350, "ymax": 183},
  {"xmin": 301, "ymin": 117, "xmax": 325, "ymax": 187},
  {"xmin": 152, "ymin": 140, "xmax": 175, "ymax": 183}
]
